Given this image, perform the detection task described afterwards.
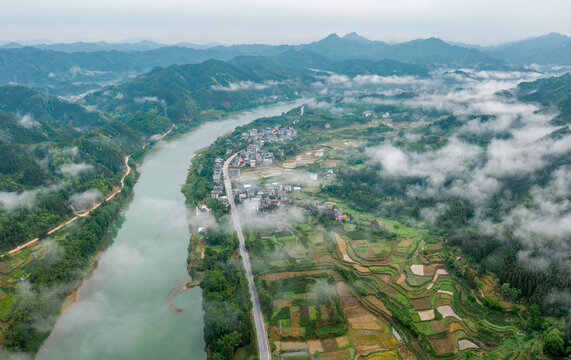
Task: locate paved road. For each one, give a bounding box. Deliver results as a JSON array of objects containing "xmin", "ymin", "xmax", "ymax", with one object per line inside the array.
[{"xmin": 223, "ymin": 154, "xmax": 271, "ymax": 360}]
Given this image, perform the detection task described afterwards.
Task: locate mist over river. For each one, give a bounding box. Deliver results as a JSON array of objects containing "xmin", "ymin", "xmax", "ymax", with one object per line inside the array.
[{"xmin": 37, "ymin": 101, "xmax": 304, "ymax": 360}]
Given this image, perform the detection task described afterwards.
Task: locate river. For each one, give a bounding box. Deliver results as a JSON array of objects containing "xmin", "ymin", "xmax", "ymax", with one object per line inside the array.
[{"xmin": 37, "ymin": 100, "xmax": 305, "ymax": 360}]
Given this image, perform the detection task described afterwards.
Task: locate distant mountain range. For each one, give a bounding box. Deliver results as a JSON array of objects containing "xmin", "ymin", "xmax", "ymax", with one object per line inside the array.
[
  {"xmin": 1, "ymin": 32, "xmax": 570, "ymax": 97},
  {"xmin": 456, "ymin": 33, "xmax": 571, "ymax": 66}
]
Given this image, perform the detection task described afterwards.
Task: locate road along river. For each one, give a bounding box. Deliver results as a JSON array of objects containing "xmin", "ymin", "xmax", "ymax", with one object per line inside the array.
[{"xmin": 36, "ymin": 100, "xmax": 304, "ymax": 360}]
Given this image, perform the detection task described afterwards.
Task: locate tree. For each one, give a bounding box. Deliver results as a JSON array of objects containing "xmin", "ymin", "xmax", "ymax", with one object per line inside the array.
[
  {"xmin": 543, "ymin": 328, "xmax": 565, "ymax": 356},
  {"xmin": 528, "ymin": 304, "xmax": 544, "ymax": 330}
]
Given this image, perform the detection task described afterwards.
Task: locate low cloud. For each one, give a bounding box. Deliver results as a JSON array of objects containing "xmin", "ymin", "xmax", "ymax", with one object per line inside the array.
[
  {"xmin": 420, "ymin": 203, "xmax": 449, "ymax": 224},
  {"xmin": 69, "ymin": 66, "xmax": 109, "ymax": 78},
  {"xmin": 0, "ymin": 191, "xmax": 37, "ymax": 211},
  {"xmin": 68, "ymin": 189, "xmax": 102, "ymax": 209},
  {"xmin": 355, "ymin": 69, "xmax": 571, "ymax": 272},
  {"xmin": 60, "ymin": 162, "xmax": 94, "ymax": 177},
  {"xmin": 210, "ymin": 80, "xmax": 279, "ymax": 91},
  {"xmin": 133, "ymin": 96, "xmax": 166, "ymax": 107},
  {"xmin": 18, "ymin": 114, "xmax": 40, "ymax": 129}
]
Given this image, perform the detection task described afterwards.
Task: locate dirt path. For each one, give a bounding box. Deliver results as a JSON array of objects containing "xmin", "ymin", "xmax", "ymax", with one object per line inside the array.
[{"xmin": 6, "ymin": 125, "xmax": 175, "ymax": 256}]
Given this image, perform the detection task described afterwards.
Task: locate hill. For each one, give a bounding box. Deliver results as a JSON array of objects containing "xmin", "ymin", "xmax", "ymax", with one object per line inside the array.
[
  {"xmin": 0, "ymin": 85, "xmax": 106, "ymax": 129},
  {"xmin": 80, "ymin": 58, "xmax": 309, "ymax": 124},
  {"xmin": 518, "ymin": 72, "xmax": 571, "ymax": 125},
  {"xmin": 298, "ymin": 33, "xmax": 508, "ymax": 69},
  {"xmin": 485, "ymin": 33, "xmax": 571, "ymax": 65}
]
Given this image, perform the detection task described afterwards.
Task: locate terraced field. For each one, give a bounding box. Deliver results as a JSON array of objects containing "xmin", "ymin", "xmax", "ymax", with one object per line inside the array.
[{"xmin": 237, "ymin": 121, "xmax": 532, "ymax": 359}]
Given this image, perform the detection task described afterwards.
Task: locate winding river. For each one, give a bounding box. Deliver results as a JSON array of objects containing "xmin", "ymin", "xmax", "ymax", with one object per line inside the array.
[{"xmin": 37, "ymin": 100, "xmax": 304, "ymax": 360}]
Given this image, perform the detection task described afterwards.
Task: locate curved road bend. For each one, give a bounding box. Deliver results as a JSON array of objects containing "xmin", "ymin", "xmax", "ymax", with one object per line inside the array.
[
  {"xmin": 223, "ymin": 154, "xmax": 271, "ymax": 360},
  {"xmin": 6, "ymin": 124, "xmax": 176, "ymax": 256}
]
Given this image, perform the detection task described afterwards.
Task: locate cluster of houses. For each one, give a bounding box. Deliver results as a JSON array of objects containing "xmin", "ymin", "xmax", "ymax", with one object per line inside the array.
[
  {"xmin": 301, "ymin": 199, "xmax": 350, "ymax": 223},
  {"xmin": 212, "ymin": 157, "xmax": 225, "ymax": 185},
  {"xmin": 229, "ymin": 183, "xmax": 300, "ymax": 212},
  {"xmin": 230, "ymin": 126, "xmax": 297, "ymax": 168},
  {"xmin": 240, "ymin": 126, "xmax": 297, "ymax": 143}
]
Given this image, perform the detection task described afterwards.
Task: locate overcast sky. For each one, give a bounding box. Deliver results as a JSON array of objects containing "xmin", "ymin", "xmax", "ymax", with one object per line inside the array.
[{"xmin": 1, "ymin": 0, "xmax": 570, "ymax": 45}]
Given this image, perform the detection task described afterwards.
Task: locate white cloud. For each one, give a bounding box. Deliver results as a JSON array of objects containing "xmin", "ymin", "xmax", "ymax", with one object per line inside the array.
[
  {"xmin": 68, "ymin": 189, "xmax": 102, "ymax": 209},
  {"xmin": 18, "ymin": 114, "xmax": 40, "ymax": 129},
  {"xmin": 0, "ymin": 191, "xmax": 37, "ymax": 211},
  {"xmin": 210, "ymin": 80, "xmax": 279, "ymax": 91},
  {"xmin": 60, "ymin": 162, "xmax": 94, "ymax": 177}
]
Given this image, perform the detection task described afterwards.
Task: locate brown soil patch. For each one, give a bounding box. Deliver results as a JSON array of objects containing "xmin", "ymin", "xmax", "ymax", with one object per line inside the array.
[
  {"xmin": 274, "ymin": 299, "xmax": 291, "ymax": 308},
  {"xmin": 423, "ymin": 264, "xmax": 437, "ymax": 276},
  {"xmin": 345, "ymin": 306, "xmax": 370, "ymax": 318},
  {"xmin": 348, "ymin": 314, "xmax": 385, "ymax": 330},
  {"xmin": 380, "ymin": 286, "xmax": 399, "ymax": 297},
  {"xmin": 428, "ymin": 336, "xmax": 456, "ymax": 355},
  {"xmin": 336, "ymin": 282, "xmax": 352, "ymax": 297},
  {"xmin": 0, "ymin": 262, "xmax": 12, "ymax": 275},
  {"xmin": 365, "ymin": 296, "xmax": 392, "ymax": 316},
  {"xmin": 320, "ymin": 305, "xmax": 330, "ymax": 320},
  {"xmin": 428, "ymin": 320, "xmax": 447, "ymax": 333},
  {"xmin": 307, "ymin": 339, "xmax": 324, "ymax": 354},
  {"xmin": 354, "ymin": 264, "xmax": 371, "ymax": 273},
  {"xmin": 340, "ymin": 296, "xmax": 360, "ymax": 309},
  {"xmin": 270, "ymin": 326, "xmax": 280, "ymax": 339},
  {"xmin": 375, "ymin": 274, "xmax": 391, "ymax": 283},
  {"xmin": 318, "ymin": 349, "xmax": 352, "ymax": 360},
  {"xmin": 396, "ymin": 274, "xmax": 406, "ymax": 284},
  {"xmin": 398, "ymin": 239, "xmax": 413, "ymax": 248},
  {"xmin": 411, "ymin": 297, "xmax": 431, "ymax": 310},
  {"xmin": 278, "ymin": 341, "xmax": 308, "ymax": 351},
  {"xmin": 335, "ymin": 336, "xmax": 350, "ymax": 349},
  {"xmin": 355, "ymin": 345, "xmax": 384, "ymax": 356},
  {"xmin": 291, "ymin": 308, "xmax": 300, "ymax": 337},
  {"xmin": 398, "ymin": 344, "xmax": 415, "ymax": 360},
  {"xmin": 429, "ymin": 243, "xmax": 443, "ymax": 251},
  {"xmin": 448, "ymin": 322, "xmax": 464, "ymax": 333},
  {"xmin": 322, "ymin": 338, "xmax": 338, "ymax": 352},
  {"xmin": 61, "ymin": 287, "xmax": 79, "ymax": 315}
]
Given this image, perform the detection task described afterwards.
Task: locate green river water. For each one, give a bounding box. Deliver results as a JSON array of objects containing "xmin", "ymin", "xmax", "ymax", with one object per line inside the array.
[{"xmin": 36, "ymin": 101, "xmax": 304, "ymax": 360}]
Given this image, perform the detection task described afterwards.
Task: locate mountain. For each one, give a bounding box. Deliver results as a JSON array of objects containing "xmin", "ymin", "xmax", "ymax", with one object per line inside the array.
[
  {"xmin": 299, "ymin": 33, "xmax": 508, "ymax": 69},
  {"xmin": 0, "ymin": 33, "xmax": 513, "ymax": 97},
  {"xmin": 0, "ymin": 44, "xmax": 298, "ymax": 96},
  {"xmin": 517, "ymin": 72, "xmax": 571, "ymax": 125},
  {"xmin": 0, "ymin": 85, "xmax": 106, "ymax": 129},
  {"xmin": 81, "ymin": 58, "xmax": 307, "ymax": 123},
  {"xmin": 484, "ymin": 33, "xmax": 571, "ymax": 65},
  {"xmin": 34, "ymin": 40, "xmax": 166, "ymax": 53}
]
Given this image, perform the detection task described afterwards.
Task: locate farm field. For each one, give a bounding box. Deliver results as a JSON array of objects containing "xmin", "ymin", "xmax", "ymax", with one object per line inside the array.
[{"xmin": 237, "ymin": 113, "xmax": 532, "ymax": 359}]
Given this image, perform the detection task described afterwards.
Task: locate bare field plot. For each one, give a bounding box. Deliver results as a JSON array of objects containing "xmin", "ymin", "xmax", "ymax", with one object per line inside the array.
[
  {"xmin": 428, "ymin": 336, "xmax": 457, "ymax": 355},
  {"xmin": 318, "ymin": 349, "xmax": 352, "ymax": 360},
  {"xmin": 458, "ymin": 339, "xmax": 479, "ymax": 350},
  {"xmin": 417, "ymin": 309, "xmax": 435, "ymax": 321},
  {"xmin": 411, "ymin": 297, "xmax": 431, "ymax": 310},
  {"xmin": 307, "ymin": 339, "xmax": 324, "ymax": 354},
  {"xmin": 437, "ymin": 305, "xmax": 462, "ymax": 321}
]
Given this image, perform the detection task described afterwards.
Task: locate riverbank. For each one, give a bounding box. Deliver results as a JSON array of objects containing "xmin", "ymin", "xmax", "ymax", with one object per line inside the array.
[{"xmin": 36, "ymin": 101, "xmax": 305, "ymax": 360}]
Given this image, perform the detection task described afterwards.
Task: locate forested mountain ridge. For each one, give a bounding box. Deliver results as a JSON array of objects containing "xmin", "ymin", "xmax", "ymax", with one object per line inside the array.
[
  {"xmin": 0, "ymin": 34, "xmax": 506, "ymax": 97},
  {"xmin": 518, "ymin": 72, "xmax": 571, "ymax": 125},
  {"xmin": 0, "ymin": 85, "xmax": 107, "ymax": 129},
  {"xmin": 0, "ymin": 85, "xmax": 158, "ymax": 250},
  {"xmin": 80, "ymin": 58, "xmax": 310, "ymax": 123}
]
